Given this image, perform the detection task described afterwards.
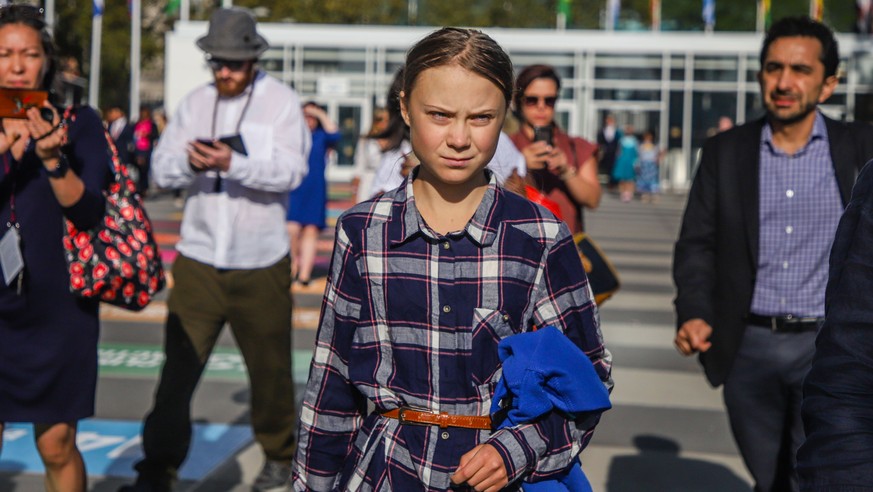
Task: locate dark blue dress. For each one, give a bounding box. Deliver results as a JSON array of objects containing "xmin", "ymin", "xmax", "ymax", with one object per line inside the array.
[
  {"xmin": 0, "ymin": 107, "xmax": 112, "ymax": 422},
  {"xmin": 286, "ymin": 127, "xmax": 340, "ymax": 229}
]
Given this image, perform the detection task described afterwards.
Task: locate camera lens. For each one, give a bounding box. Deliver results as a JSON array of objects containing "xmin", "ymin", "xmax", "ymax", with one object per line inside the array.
[{"xmin": 39, "ymin": 107, "xmax": 54, "ymax": 122}]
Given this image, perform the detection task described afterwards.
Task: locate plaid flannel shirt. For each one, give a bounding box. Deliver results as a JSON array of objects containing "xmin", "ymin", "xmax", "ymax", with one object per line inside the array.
[{"xmin": 292, "ymin": 171, "xmax": 613, "ymax": 491}]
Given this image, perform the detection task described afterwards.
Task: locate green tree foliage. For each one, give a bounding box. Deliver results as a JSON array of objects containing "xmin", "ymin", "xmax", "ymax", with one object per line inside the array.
[
  {"xmin": 54, "ymin": 0, "xmax": 169, "ymax": 111},
  {"xmin": 49, "ymin": 0, "xmax": 859, "ymax": 113}
]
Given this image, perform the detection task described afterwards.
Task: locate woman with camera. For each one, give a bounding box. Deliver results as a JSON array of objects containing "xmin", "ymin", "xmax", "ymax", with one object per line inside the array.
[
  {"xmin": 0, "ymin": 5, "xmax": 113, "ymax": 491},
  {"xmin": 509, "ymin": 64, "xmax": 601, "ymax": 233}
]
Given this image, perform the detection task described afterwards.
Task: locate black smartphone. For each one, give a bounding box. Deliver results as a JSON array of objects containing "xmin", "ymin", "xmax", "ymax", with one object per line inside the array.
[
  {"xmin": 193, "ymin": 135, "xmax": 248, "ymax": 156},
  {"xmin": 218, "ymin": 134, "xmax": 248, "ymax": 156},
  {"xmin": 533, "ymin": 126, "xmax": 553, "ymax": 146}
]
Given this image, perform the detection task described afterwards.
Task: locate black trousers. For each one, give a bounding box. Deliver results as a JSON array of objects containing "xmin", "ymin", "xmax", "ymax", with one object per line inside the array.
[
  {"xmin": 722, "ymin": 325, "xmax": 816, "ymax": 492},
  {"xmin": 139, "ymin": 254, "xmax": 296, "ymax": 473}
]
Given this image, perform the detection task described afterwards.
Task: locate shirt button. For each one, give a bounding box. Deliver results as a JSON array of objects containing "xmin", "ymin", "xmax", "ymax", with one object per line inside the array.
[
  {"xmin": 786, "ymin": 190, "xmax": 795, "ymax": 198},
  {"xmin": 785, "ymin": 226, "xmax": 793, "ymax": 234},
  {"xmin": 441, "ymin": 431, "xmax": 450, "ymax": 440},
  {"xmin": 443, "ymin": 242, "xmax": 450, "ymax": 250},
  {"xmin": 783, "ymin": 261, "xmax": 789, "ymax": 269},
  {"xmin": 443, "ymin": 305, "xmax": 452, "ymax": 313}
]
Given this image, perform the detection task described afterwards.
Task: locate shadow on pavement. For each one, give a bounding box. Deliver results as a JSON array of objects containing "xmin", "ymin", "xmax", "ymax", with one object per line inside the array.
[
  {"xmin": 0, "ymin": 461, "xmax": 23, "ymax": 490},
  {"xmin": 605, "ymin": 435, "xmax": 752, "ymax": 492}
]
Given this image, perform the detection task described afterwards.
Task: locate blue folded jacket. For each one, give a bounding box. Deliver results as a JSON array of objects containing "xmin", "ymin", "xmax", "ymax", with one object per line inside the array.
[{"xmin": 490, "ymin": 326, "xmax": 611, "ymax": 491}]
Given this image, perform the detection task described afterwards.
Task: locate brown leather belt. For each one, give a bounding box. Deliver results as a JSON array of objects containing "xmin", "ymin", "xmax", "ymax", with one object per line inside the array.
[{"xmin": 381, "ymin": 408, "xmax": 492, "ymax": 430}]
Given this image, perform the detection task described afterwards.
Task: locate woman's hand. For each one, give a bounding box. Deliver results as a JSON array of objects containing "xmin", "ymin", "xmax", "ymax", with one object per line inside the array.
[
  {"xmin": 450, "ymin": 444, "xmax": 509, "ymax": 492},
  {"xmin": 0, "ymin": 125, "xmax": 23, "ymax": 155},
  {"xmin": 545, "ymin": 148, "xmax": 570, "ymax": 177},
  {"xmin": 521, "ymin": 140, "xmax": 551, "ymax": 170},
  {"xmin": 1, "ymin": 117, "xmax": 29, "ymax": 158},
  {"xmin": 27, "ymin": 104, "xmax": 65, "ymax": 164}
]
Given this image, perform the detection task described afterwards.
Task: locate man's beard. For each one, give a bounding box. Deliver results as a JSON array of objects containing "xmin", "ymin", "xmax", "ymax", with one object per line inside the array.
[
  {"xmin": 766, "ymin": 93, "xmax": 819, "ymax": 125},
  {"xmin": 216, "ymin": 79, "xmax": 247, "ymax": 97}
]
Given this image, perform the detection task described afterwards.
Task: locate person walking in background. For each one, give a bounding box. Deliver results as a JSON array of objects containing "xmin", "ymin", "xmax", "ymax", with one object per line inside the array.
[
  {"xmin": 597, "ymin": 114, "xmax": 621, "ymax": 188},
  {"xmin": 510, "ymin": 64, "xmax": 601, "ymax": 233},
  {"xmin": 287, "ymin": 102, "xmax": 340, "ymax": 287},
  {"xmin": 635, "ymin": 130, "xmax": 662, "ymax": 203},
  {"xmin": 366, "ymin": 68, "xmax": 413, "ymax": 198},
  {"xmin": 118, "ymin": 8, "xmax": 310, "ymax": 492},
  {"xmin": 673, "ymin": 16, "xmax": 873, "ymax": 492},
  {"xmin": 105, "ymin": 105, "xmax": 135, "ymax": 170},
  {"xmin": 292, "ymin": 26, "xmax": 611, "ymax": 491},
  {"xmin": 612, "ymin": 125, "xmax": 638, "ymax": 202},
  {"xmin": 0, "ymin": 5, "xmax": 115, "ymax": 490},
  {"xmin": 350, "ymin": 107, "xmax": 388, "ymax": 203},
  {"xmin": 106, "ymin": 105, "xmax": 130, "ymax": 142},
  {"xmin": 132, "ymin": 105, "xmax": 159, "ymax": 197}
]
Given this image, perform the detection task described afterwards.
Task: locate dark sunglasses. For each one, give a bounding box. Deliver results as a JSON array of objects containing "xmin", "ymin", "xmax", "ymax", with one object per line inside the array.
[
  {"xmin": 523, "ymin": 95, "xmax": 558, "ymax": 108},
  {"xmin": 207, "ymin": 58, "xmax": 249, "ymax": 72}
]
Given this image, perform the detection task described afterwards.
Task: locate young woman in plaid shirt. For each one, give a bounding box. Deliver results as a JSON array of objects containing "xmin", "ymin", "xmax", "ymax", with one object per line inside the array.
[{"xmin": 292, "ymin": 27, "xmax": 613, "ymax": 492}]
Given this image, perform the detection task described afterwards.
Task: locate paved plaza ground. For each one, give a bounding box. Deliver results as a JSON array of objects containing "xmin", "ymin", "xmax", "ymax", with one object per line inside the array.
[{"xmin": 0, "ymin": 184, "xmax": 753, "ymax": 491}]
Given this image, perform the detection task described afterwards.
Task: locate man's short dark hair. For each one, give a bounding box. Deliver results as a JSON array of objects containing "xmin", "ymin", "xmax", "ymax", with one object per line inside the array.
[{"xmin": 760, "ymin": 16, "xmax": 839, "ymax": 78}]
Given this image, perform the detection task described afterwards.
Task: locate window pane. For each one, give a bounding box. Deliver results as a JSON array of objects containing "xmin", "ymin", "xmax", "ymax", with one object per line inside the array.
[{"xmin": 694, "ymin": 56, "xmax": 738, "ymax": 82}]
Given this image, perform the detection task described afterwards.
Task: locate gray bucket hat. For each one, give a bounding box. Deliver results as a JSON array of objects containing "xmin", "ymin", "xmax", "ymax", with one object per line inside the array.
[{"xmin": 196, "ymin": 7, "xmax": 269, "ymax": 61}]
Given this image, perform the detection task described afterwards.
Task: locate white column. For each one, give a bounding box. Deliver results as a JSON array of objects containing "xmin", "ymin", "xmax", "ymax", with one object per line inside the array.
[
  {"xmin": 88, "ymin": 13, "xmax": 102, "ymax": 108},
  {"xmin": 130, "ymin": 0, "xmax": 141, "ymax": 119}
]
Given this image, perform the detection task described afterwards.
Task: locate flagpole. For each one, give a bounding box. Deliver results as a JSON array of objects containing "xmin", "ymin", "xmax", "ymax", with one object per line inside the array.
[
  {"xmin": 651, "ymin": 0, "xmax": 661, "ymax": 31},
  {"xmin": 810, "ymin": 0, "xmax": 823, "ymax": 21},
  {"xmin": 130, "ymin": 0, "xmax": 141, "ymax": 120},
  {"xmin": 88, "ymin": 3, "xmax": 102, "ymax": 108},
  {"xmin": 605, "ymin": 0, "xmax": 619, "ymax": 31},
  {"xmin": 557, "ymin": 0, "xmax": 570, "ymax": 30},
  {"xmin": 756, "ymin": 0, "xmax": 766, "ymax": 32},
  {"xmin": 703, "ymin": 0, "xmax": 715, "ymax": 33},
  {"xmin": 44, "ymin": 0, "xmax": 54, "ymax": 32}
]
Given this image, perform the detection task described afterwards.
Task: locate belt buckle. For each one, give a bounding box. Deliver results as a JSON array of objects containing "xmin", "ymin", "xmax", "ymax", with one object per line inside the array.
[{"xmin": 777, "ymin": 314, "xmax": 797, "ymax": 332}]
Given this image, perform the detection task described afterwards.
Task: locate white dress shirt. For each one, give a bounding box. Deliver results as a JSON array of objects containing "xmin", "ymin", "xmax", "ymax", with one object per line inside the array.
[{"xmin": 152, "ymin": 71, "xmax": 311, "ymax": 269}]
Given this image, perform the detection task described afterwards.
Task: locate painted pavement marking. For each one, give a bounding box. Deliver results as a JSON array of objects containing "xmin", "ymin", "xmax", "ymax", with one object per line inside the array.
[
  {"xmin": 98, "ymin": 342, "xmax": 313, "ymax": 383},
  {"xmin": 0, "ymin": 420, "xmax": 251, "ymax": 480},
  {"xmin": 99, "ymin": 302, "xmax": 323, "ymax": 330}
]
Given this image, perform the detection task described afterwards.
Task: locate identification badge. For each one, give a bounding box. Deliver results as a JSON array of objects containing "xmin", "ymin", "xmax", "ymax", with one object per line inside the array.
[{"xmin": 0, "ymin": 226, "xmax": 24, "ymax": 287}]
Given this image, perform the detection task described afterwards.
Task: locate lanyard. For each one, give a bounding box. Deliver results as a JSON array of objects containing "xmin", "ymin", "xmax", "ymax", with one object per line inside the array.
[
  {"xmin": 211, "ymin": 75, "xmax": 256, "ymax": 138},
  {"xmin": 3, "ymin": 153, "xmax": 18, "ymax": 229},
  {"xmin": 209, "ymin": 74, "xmax": 256, "ymax": 193}
]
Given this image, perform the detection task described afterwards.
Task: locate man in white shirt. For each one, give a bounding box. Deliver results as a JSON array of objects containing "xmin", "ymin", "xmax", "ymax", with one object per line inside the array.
[{"xmin": 120, "ymin": 8, "xmax": 310, "ymax": 492}]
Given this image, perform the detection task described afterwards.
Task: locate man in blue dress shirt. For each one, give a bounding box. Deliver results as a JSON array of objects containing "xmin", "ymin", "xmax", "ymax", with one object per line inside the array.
[{"xmin": 672, "ymin": 16, "xmax": 873, "ymax": 492}]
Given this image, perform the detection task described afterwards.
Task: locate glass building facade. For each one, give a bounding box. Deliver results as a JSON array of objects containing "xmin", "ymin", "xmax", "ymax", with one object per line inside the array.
[{"xmin": 164, "ymin": 23, "xmax": 873, "ymax": 187}]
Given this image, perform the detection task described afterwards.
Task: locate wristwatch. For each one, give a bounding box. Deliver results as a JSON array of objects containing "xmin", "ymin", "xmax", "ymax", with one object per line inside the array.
[{"xmin": 45, "ymin": 154, "xmax": 70, "ymax": 179}]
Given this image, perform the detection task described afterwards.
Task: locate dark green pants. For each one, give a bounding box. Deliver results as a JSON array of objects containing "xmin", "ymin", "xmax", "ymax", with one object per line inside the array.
[{"xmin": 139, "ymin": 254, "xmax": 296, "ymax": 473}]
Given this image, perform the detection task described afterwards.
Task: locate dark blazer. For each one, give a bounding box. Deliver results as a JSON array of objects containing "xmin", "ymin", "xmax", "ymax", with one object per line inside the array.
[
  {"xmin": 797, "ymin": 162, "xmax": 873, "ymax": 488},
  {"xmin": 673, "ymin": 114, "xmax": 873, "ymax": 387}
]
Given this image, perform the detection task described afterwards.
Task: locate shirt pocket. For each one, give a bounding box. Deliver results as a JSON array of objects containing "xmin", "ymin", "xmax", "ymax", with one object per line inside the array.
[
  {"xmin": 238, "ymin": 122, "xmax": 273, "ymax": 161},
  {"xmin": 469, "ymin": 307, "xmax": 518, "ymax": 387}
]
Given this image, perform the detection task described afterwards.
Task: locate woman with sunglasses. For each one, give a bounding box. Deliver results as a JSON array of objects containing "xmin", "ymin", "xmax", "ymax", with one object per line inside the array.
[
  {"xmin": 0, "ymin": 5, "xmax": 113, "ymax": 491},
  {"xmin": 510, "ymin": 64, "xmax": 601, "ymax": 234}
]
